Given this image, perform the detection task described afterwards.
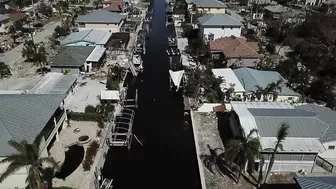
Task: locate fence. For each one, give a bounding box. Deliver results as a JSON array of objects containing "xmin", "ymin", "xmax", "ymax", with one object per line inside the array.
[{"xmin": 316, "ymin": 155, "xmax": 334, "ymax": 172}]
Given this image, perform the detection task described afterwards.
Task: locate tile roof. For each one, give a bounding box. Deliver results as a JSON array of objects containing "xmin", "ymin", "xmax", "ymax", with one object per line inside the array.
[
  {"xmin": 199, "ymin": 14, "xmax": 243, "ymax": 26},
  {"xmin": 76, "ymin": 10, "xmax": 125, "ymax": 23},
  {"xmin": 249, "ymin": 108, "xmax": 329, "ymax": 138},
  {"xmin": 296, "ymin": 104, "xmax": 336, "ymax": 142},
  {"xmin": 60, "ymin": 29, "xmax": 112, "ymax": 46},
  {"xmin": 103, "ymin": 0, "xmax": 124, "ymax": 12},
  {"xmin": 295, "ymin": 177, "xmax": 336, "ymax": 189},
  {"xmin": 210, "ymin": 37, "xmax": 259, "ymax": 58},
  {"xmin": 0, "ymin": 94, "xmax": 65, "ymax": 156},
  {"xmin": 264, "ymin": 4, "xmax": 291, "ymax": 13},
  {"xmin": 190, "ymin": 0, "xmax": 226, "ymax": 8},
  {"xmin": 233, "ymin": 68, "xmax": 300, "ymax": 96},
  {"xmin": 51, "ymin": 46, "xmax": 95, "ymax": 67},
  {"xmin": 9, "ymin": 12, "xmax": 27, "ymax": 22}
]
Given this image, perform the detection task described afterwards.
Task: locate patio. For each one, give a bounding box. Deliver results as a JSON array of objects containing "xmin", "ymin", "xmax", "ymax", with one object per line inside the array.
[{"xmin": 50, "ymin": 121, "xmax": 102, "ymax": 188}]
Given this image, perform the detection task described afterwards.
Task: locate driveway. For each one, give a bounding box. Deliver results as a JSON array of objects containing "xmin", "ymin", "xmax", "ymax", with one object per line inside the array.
[{"xmin": 0, "ymin": 21, "xmax": 61, "ymax": 68}]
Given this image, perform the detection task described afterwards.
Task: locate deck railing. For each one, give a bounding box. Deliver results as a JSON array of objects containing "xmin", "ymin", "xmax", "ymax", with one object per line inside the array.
[{"xmin": 316, "ymin": 155, "xmax": 334, "ymax": 172}]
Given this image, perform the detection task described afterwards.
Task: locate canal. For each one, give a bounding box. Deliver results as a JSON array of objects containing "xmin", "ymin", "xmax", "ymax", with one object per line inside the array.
[{"xmin": 102, "ymin": 0, "xmax": 202, "ymax": 188}]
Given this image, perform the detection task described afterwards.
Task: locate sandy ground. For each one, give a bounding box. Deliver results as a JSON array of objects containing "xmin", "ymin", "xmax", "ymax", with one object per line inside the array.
[
  {"xmin": 66, "ymin": 77, "xmax": 107, "ymax": 113},
  {"xmin": 50, "ymin": 121, "xmax": 102, "ymax": 188},
  {"xmin": 0, "ymin": 74, "xmax": 43, "ymax": 91},
  {"xmin": 193, "ymin": 112, "xmax": 254, "ymax": 189}
]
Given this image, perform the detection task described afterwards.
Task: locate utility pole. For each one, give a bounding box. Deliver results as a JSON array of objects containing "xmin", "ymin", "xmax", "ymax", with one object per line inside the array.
[{"xmin": 31, "ymin": 0, "xmax": 36, "ymax": 19}]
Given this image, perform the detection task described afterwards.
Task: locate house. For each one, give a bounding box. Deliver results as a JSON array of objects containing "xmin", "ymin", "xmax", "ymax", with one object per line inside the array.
[
  {"xmin": 8, "ymin": 11, "xmax": 27, "ymax": 28},
  {"xmin": 211, "ymin": 68, "xmax": 245, "ymax": 100},
  {"xmin": 233, "ymin": 68, "xmax": 300, "ymax": 102},
  {"xmin": 199, "ymin": 14, "xmax": 243, "ymax": 40},
  {"xmin": 228, "ymin": 101, "xmax": 327, "ymax": 173},
  {"xmin": 295, "ymin": 176, "xmax": 336, "ymax": 189},
  {"xmin": 186, "ymin": 0, "xmax": 226, "ymax": 14},
  {"xmin": 296, "ymin": 104, "xmax": 336, "ymax": 161},
  {"xmin": 210, "ymin": 37, "xmax": 260, "ymax": 67},
  {"xmin": 0, "ymin": 14, "xmax": 9, "ymax": 32},
  {"xmin": 51, "ymin": 46, "xmax": 106, "ymax": 74},
  {"xmin": 103, "ymin": 0, "xmax": 128, "ymax": 12},
  {"xmin": 60, "ymin": 29, "xmax": 112, "ymax": 47},
  {"xmin": 76, "ymin": 10, "xmax": 126, "ymax": 32},
  {"xmin": 29, "ymin": 72, "xmax": 77, "ymax": 106},
  {"xmin": 0, "ymin": 94, "xmax": 67, "ymax": 189},
  {"xmin": 264, "ymin": 4, "xmax": 305, "ymax": 23}
]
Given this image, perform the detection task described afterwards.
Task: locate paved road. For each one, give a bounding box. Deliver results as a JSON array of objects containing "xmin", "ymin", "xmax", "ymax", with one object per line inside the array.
[{"xmin": 0, "ymin": 21, "xmax": 61, "ymax": 67}]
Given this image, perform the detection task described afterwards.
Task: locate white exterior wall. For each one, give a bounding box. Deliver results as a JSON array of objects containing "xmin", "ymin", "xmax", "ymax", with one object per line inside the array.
[
  {"xmin": 202, "ymin": 26, "xmax": 241, "ymax": 40},
  {"xmin": 319, "ymin": 141, "xmax": 336, "ymax": 160},
  {"xmin": 263, "ymin": 160, "xmax": 314, "ymax": 172},
  {"xmin": 51, "ymin": 68, "xmax": 80, "ymax": 74},
  {"xmin": 0, "ymin": 158, "xmax": 28, "ymax": 189},
  {"xmin": 78, "ymin": 20, "xmax": 124, "ymax": 32},
  {"xmin": 84, "ymin": 62, "xmax": 93, "ymax": 73}
]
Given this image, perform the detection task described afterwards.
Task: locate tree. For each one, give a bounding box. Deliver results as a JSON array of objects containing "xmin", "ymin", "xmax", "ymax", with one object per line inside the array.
[
  {"xmin": 224, "ymin": 129, "xmax": 261, "ymax": 183},
  {"xmin": 49, "ymin": 34, "xmax": 60, "ymax": 49},
  {"xmin": 0, "ymin": 62, "xmax": 11, "ymax": 78},
  {"xmin": 0, "ymin": 136, "xmax": 59, "ymax": 189},
  {"xmin": 93, "ymin": 0, "xmax": 103, "ymax": 9},
  {"xmin": 266, "ymin": 79, "xmax": 283, "ymax": 102},
  {"xmin": 21, "ymin": 40, "xmax": 48, "ymax": 75},
  {"xmin": 263, "ymin": 123, "xmax": 290, "ymax": 183},
  {"xmin": 37, "ymin": 3, "xmax": 53, "ymax": 17},
  {"xmin": 255, "ymin": 85, "xmax": 268, "ymax": 101},
  {"xmin": 55, "ymin": 1, "xmax": 69, "ymax": 16},
  {"xmin": 54, "ymin": 25, "xmax": 70, "ymax": 37},
  {"xmin": 8, "ymin": 25, "xmax": 18, "ymax": 44},
  {"xmin": 9, "ymin": 0, "xmax": 30, "ymax": 10}
]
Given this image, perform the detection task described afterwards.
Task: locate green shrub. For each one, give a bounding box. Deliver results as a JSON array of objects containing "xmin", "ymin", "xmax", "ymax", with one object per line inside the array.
[
  {"xmin": 67, "ymin": 111, "xmax": 103, "ymax": 122},
  {"xmin": 82, "ymin": 140, "xmax": 100, "ymax": 171},
  {"xmin": 85, "ymin": 105, "xmax": 97, "ymax": 113}
]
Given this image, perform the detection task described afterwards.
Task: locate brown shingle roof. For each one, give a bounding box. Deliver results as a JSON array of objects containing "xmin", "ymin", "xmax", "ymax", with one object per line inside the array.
[
  {"xmin": 9, "ymin": 12, "xmax": 27, "ymax": 22},
  {"xmin": 103, "ymin": 0, "xmax": 123, "ymax": 12},
  {"xmin": 210, "ymin": 37, "xmax": 259, "ymax": 58}
]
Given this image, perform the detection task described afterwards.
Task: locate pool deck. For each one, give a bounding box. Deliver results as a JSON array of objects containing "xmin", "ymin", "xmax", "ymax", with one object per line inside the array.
[{"xmin": 50, "ymin": 121, "xmax": 102, "ymax": 188}]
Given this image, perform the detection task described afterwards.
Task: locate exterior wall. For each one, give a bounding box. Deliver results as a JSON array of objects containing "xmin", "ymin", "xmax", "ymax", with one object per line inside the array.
[
  {"xmin": 0, "ymin": 157, "xmax": 28, "ymax": 189},
  {"xmin": 51, "ymin": 67, "xmax": 80, "ymax": 74},
  {"xmin": 78, "ymin": 21, "xmax": 123, "ymax": 33},
  {"xmin": 202, "ymin": 26, "xmax": 241, "ymax": 40},
  {"xmin": 263, "ymin": 160, "xmax": 314, "ymax": 172},
  {"xmin": 198, "ymin": 7, "xmax": 226, "ymax": 14},
  {"xmin": 320, "ymin": 141, "xmax": 336, "ymax": 160}
]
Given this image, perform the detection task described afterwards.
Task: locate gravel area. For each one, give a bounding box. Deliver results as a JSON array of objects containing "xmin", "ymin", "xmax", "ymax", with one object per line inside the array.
[{"xmin": 193, "ymin": 112, "xmax": 253, "ymax": 189}]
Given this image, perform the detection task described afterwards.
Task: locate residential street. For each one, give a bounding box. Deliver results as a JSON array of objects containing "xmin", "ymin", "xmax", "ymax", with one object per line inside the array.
[{"xmin": 0, "ymin": 21, "xmax": 61, "ymax": 67}]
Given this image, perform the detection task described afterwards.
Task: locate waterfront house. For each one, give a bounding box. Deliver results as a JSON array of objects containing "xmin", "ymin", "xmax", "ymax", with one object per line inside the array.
[
  {"xmin": 199, "ymin": 14, "xmax": 243, "ymax": 40},
  {"xmin": 76, "ymin": 10, "xmax": 126, "ymax": 32},
  {"xmin": 0, "ymin": 94, "xmax": 67, "ymax": 189},
  {"xmin": 186, "ymin": 0, "xmax": 226, "ymax": 14},
  {"xmin": 102, "ymin": 0, "xmax": 129, "ymax": 12}
]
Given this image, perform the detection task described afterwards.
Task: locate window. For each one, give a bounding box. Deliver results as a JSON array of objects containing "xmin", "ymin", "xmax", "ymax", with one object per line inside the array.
[
  {"xmin": 328, "ymin": 146, "xmax": 335, "ymax": 150},
  {"xmin": 208, "ymin": 8, "xmax": 211, "ymax": 11},
  {"xmin": 109, "ymin": 30, "xmax": 111, "ymax": 32},
  {"xmin": 107, "ymin": 23, "xmax": 109, "ymax": 25},
  {"xmin": 222, "ymin": 26, "xmax": 225, "ymax": 30},
  {"xmin": 230, "ymin": 26, "xmax": 233, "ymax": 30},
  {"xmin": 288, "ymin": 97, "xmax": 293, "ymax": 100},
  {"xmin": 217, "ymin": 8, "xmax": 220, "ymax": 10}
]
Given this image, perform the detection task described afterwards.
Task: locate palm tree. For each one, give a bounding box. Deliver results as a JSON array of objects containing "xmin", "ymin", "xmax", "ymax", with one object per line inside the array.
[
  {"xmin": 22, "ymin": 40, "xmax": 48, "ymax": 75},
  {"xmin": 224, "ymin": 129, "xmax": 261, "ymax": 183},
  {"xmin": 263, "ymin": 123, "xmax": 290, "ymax": 183},
  {"xmin": 0, "ymin": 135, "xmax": 59, "ymax": 189},
  {"xmin": 255, "ymin": 85, "xmax": 267, "ymax": 101},
  {"xmin": 266, "ymin": 79, "xmax": 284, "ymax": 102}
]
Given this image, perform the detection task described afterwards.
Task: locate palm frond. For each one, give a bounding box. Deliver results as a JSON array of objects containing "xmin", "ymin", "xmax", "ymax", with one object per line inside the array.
[
  {"xmin": 7, "ymin": 140, "xmax": 25, "ymax": 153},
  {"xmin": 247, "ymin": 129, "xmax": 258, "ymax": 139},
  {"xmin": 33, "ymin": 134, "xmax": 44, "ymax": 154},
  {"xmin": 276, "ymin": 123, "xmax": 290, "ymax": 142},
  {"xmin": 37, "ymin": 157, "xmax": 60, "ymax": 171},
  {"xmin": 0, "ymin": 154, "xmax": 22, "ymax": 165},
  {"xmin": 0, "ymin": 162, "xmax": 26, "ymax": 183}
]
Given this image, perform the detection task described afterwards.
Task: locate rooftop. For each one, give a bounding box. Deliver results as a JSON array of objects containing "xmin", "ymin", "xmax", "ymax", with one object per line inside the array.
[
  {"xmin": 233, "ymin": 68, "xmax": 300, "ymax": 96},
  {"xmin": 103, "ymin": 0, "xmax": 124, "ymax": 12},
  {"xmin": 0, "ymin": 94, "xmax": 65, "ymax": 156},
  {"xmin": 211, "ymin": 68, "xmax": 245, "ymax": 92},
  {"xmin": 210, "ymin": 37, "xmax": 259, "ymax": 58},
  {"xmin": 61, "ymin": 29, "xmax": 112, "ymax": 46},
  {"xmin": 199, "ymin": 14, "xmax": 243, "ymax": 26},
  {"xmin": 187, "ymin": 0, "xmax": 226, "ymax": 8},
  {"xmin": 29, "ymin": 72, "xmax": 77, "ymax": 94},
  {"xmin": 76, "ymin": 10, "xmax": 125, "ymax": 24},
  {"xmin": 295, "ymin": 176, "xmax": 336, "ymax": 189},
  {"xmin": 86, "ymin": 47, "xmax": 106, "ymax": 62},
  {"xmin": 9, "ymin": 12, "xmax": 27, "ymax": 22},
  {"xmin": 264, "ymin": 4, "xmax": 291, "ymax": 13},
  {"xmin": 51, "ymin": 46, "xmax": 95, "ymax": 67},
  {"xmin": 296, "ymin": 104, "xmax": 336, "ymax": 143}
]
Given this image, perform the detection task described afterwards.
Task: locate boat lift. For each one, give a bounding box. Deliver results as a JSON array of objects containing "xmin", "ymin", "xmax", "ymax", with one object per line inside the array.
[
  {"xmin": 106, "ymin": 108, "xmax": 135, "ymax": 149},
  {"xmin": 120, "ymin": 89, "xmax": 138, "ymax": 108},
  {"xmin": 99, "ymin": 178, "xmax": 113, "ymax": 189}
]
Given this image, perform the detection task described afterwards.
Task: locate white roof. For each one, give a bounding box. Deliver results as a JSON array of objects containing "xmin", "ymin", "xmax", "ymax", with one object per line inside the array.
[
  {"xmin": 86, "ymin": 47, "xmax": 106, "ymax": 62},
  {"xmin": 100, "ymin": 90, "xmax": 120, "ymax": 100},
  {"xmin": 212, "ymin": 68, "xmax": 245, "ymax": 92},
  {"xmin": 197, "ymin": 103, "xmax": 222, "ymax": 112},
  {"xmin": 169, "ymin": 70, "xmax": 184, "ymax": 91},
  {"xmin": 231, "ymin": 101, "xmax": 325, "ymax": 152},
  {"xmin": 260, "ymin": 137, "xmax": 325, "ymax": 153}
]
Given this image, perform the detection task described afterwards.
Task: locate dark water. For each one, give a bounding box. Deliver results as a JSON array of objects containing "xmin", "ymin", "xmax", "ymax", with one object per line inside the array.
[
  {"xmin": 55, "ymin": 145, "xmax": 84, "ymax": 179},
  {"xmin": 102, "ymin": 0, "xmax": 202, "ymax": 188}
]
